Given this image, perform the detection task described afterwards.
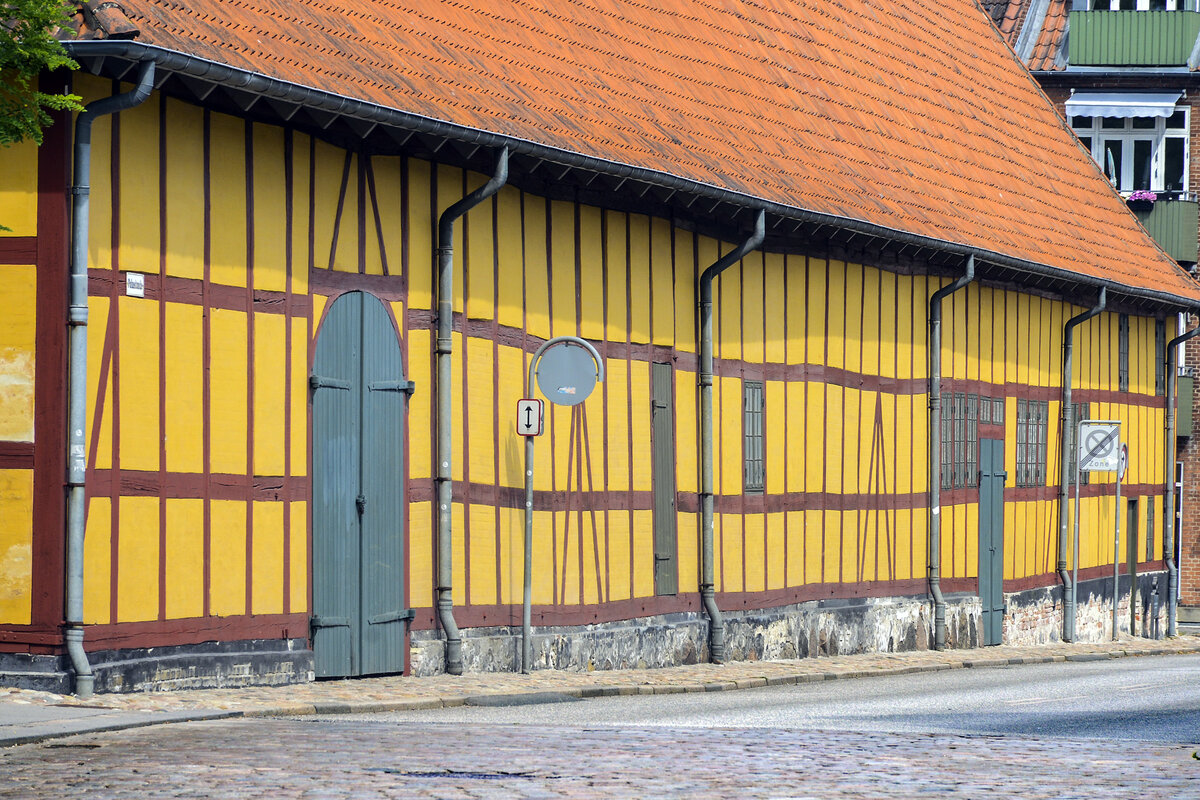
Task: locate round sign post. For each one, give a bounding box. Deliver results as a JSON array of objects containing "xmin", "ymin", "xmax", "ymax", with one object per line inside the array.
[
  {"xmin": 1112, "ymin": 443, "xmax": 1128, "ymax": 641},
  {"xmin": 521, "ymin": 337, "xmax": 603, "ymax": 673}
]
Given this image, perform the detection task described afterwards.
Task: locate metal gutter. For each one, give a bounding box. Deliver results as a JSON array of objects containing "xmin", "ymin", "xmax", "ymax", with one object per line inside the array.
[
  {"xmin": 1034, "ymin": 68, "xmax": 1197, "ymax": 77},
  {"xmin": 1164, "ymin": 320, "xmax": 1200, "ymax": 637},
  {"xmin": 65, "ymin": 59, "xmax": 156, "ymax": 698},
  {"xmin": 61, "ymin": 40, "xmax": 1200, "ymax": 313},
  {"xmin": 434, "ymin": 147, "xmax": 509, "ymax": 676},
  {"xmin": 1058, "ymin": 289, "xmax": 1106, "ymax": 644},
  {"xmin": 927, "ymin": 256, "xmax": 974, "ymax": 651},
  {"xmin": 697, "ymin": 209, "xmax": 765, "ymax": 664}
]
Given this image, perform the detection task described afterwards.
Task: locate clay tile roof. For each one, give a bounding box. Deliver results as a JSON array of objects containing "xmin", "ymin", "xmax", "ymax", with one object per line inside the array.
[
  {"xmin": 988, "ymin": 0, "xmax": 1026, "ymax": 41},
  {"xmin": 83, "ymin": 0, "xmax": 1200, "ymax": 304},
  {"xmin": 1025, "ymin": 0, "xmax": 1070, "ymax": 71}
]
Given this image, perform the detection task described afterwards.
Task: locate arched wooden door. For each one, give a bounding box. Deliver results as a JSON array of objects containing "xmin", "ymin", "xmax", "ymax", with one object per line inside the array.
[{"xmin": 311, "ymin": 291, "xmax": 411, "ymax": 677}]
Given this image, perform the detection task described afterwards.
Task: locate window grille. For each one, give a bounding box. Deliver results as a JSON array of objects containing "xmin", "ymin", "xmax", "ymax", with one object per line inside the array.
[
  {"xmin": 1068, "ymin": 402, "xmax": 1091, "ymax": 486},
  {"xmin": 941, "ymin": 393, "xmax": 953, "ymax": 489},
  {"xmin": 953, "ymin": 393, "xmax": 966, "ymax": 488},
  {"xmin": 743, "ymin": 381, "xmax": 765, "ymax": 493},
  {"xmin": 1118, "ymin": 314, "xmax": 1130, "ymax": 392},
  {"xmin": 966, "ymin": 394, "xmax": 979, "ymax": 488},
  {"xmin": 1147, "ymin": 502, "xmax": 1156, "ymax": 562},
  {"xmin": 1156, "ymin": 319, "xmax": 1167, "ymax": 397},
  {"xmin": 1016, "ymin": 399, "xmax": 1028, "ymax": 487},
  {"xmin": 1015, "ymin": 399, "xmax": 1049, "ymax": 488},
  {"xmin": 940, "ymin": 391, "xmax": 980, "ymax": 490}
]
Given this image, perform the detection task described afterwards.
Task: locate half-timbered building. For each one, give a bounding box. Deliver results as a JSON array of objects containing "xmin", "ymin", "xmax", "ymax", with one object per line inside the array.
[{"xmin": 1, "ymin": 0, "xmax": 1197, "ymax": 693}]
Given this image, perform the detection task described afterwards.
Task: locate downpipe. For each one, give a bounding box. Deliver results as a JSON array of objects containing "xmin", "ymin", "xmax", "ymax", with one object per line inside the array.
[
  {"xmin": 1164, "ymin": 319, "xmax": 1200, "ymax": 637},
  {"xmin": 697, "ymin": 209, "xmax": 765, "ymax": 664},
  {"xmin": 1058, "ymin": 289, "xmax": 1106, "ymax": 643},
  {"xmin": 435, "ymin": 147, "xmax": 508, "ymax": 675},
  {"xmin": 927, "ymin": 256, "xmax": 974, "ymax": 650},
  {"xmin": 65, "ymin": 60, "xmax": 156, "ymax": 699}
]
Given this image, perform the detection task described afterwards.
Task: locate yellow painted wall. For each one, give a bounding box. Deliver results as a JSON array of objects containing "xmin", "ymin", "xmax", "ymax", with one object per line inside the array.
[
  {"xmin": 0, "ymin": 116, "xmax": 39, "ymax": 628},
  {"xmin": 0, "ymin": 470, "xmax": 33, "ymax": 625},
  {"xmin": 69, "ymin": 78, "xmax": 305, "ymax": 627},
  {"xmin": 0, "ymin": 265, "xmax": 36, "ymax": 443},
  {"xmin": 8, "ymin": 77, "xmax": 1172, "ymax": 645}
]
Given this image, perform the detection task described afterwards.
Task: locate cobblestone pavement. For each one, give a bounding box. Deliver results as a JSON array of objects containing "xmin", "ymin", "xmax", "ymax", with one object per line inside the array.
[
  {"xmin": 4, "ymin": 635, "xmax": 1199, "ymax": 722},
  {"xmin": 1, "ymin": 716, "xmax": 1198, "ymax": 799}
]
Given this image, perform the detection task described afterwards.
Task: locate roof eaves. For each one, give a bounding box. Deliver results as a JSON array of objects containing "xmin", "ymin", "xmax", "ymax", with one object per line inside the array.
[{"xmin": 65, "ymin": 40, "xmax": 1200, "ymax": 314}]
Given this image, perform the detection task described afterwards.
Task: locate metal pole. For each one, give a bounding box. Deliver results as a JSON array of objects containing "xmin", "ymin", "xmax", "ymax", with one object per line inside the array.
[
  {"xmin": 522, "ymin": 412, "xmax": 534, "ymax": 673},
  {"xmin": 522, "ymin": 337, "xmax": 604, "ymax": 673},
  {"xmin": 1113, "ymin": 451, "xmax": 1122, "ymax": 641},
  {"xmin": 1073, "ymin": 431, "xmax": 1081, "ymax": 637}
]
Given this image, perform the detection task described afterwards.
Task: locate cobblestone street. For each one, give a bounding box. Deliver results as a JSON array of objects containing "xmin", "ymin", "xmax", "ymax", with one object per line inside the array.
[{"xmin": 2, "ymin": 717, "xmax": 1198, "ymax": 799}]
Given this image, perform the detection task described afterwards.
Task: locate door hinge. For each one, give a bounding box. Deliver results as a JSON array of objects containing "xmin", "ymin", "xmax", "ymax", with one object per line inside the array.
[
  {"xmin": 356, "ymin": 494, "xmax": 366, "ymax": 516},
  {"xmin": 310, "ymin": 374, "xmax": 352, "ymax": 391},
  {"xmin": 367, "ymin": 609, "xmax": 415, "ymax": 625},
  {"xmin": 368, "ymin": 379, "xmax": 416, "ymax": 395}
]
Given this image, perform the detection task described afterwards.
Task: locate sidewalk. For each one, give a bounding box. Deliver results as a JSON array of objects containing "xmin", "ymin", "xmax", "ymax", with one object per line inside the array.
[{"xmin": 3, "ymin": 635, "xmax": 1198, "ymax": 747}]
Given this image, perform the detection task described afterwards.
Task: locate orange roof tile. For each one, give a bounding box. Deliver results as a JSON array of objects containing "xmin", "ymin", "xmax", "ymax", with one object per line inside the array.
[
  {"xmin": 76, "ymin": 0, "xmax": 1200, "ymax": 305},
  {"xmin": 1025, "ymin": 0, "xmax": 1069, "ymax": 71}
]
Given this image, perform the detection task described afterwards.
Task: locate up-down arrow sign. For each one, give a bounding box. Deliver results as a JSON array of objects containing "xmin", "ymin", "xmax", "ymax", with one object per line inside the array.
[{"xmin": 516, "ymin": 398, "xmax": 545, "ymax": 437}]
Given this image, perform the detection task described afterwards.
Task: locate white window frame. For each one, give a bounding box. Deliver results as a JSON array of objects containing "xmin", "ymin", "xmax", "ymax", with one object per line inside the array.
[
  {"xmin": 1090, "ymin": 1, "xmax": 1194, "ymax": 10},
  {"xmin": 1071, "ymin": 110, "xmax": 1190, "ymax": 194}
]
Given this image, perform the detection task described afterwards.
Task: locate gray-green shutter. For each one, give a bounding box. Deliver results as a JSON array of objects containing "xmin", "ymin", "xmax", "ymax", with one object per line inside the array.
[
  {"xmin": 651, "ymin": 363, "xmax": 677, "ymax": 596},
  {"xmin": 978, "ymin": 438, "xmax": 1006, "ymax": 646}
]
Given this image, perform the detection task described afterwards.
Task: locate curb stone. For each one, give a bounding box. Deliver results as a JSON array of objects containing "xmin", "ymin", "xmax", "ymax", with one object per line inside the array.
[{"xmin": 4, "ymin": 638, "xmax": 1200, "ymax": 746}]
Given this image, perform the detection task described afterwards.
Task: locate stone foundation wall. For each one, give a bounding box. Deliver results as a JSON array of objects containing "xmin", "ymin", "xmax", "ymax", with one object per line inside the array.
[
  {"xmin": 414, "ymin": 574, "xmax": 1170, "ymax": 676},
  {"xmin": 88, "ymin": 639, "xmax": 314, "ymax": 693},
  {"xmin": 1003, "ymin": 572, "xmax": 1167, "ymax": 645},
  {"xmin": 409, "ymin": 594, "xmax": 980, "ymax": 677}
]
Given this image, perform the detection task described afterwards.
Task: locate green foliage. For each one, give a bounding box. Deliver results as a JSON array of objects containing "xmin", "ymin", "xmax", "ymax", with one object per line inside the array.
[{"xmin": 1, "ymin": 0, "xmax": 84, "ymax": 146}]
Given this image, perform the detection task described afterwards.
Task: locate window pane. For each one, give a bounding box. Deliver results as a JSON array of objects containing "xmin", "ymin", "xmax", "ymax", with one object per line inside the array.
[
  {"xmin": 1101, "ymin": 117, "xmax": 1125, "ymax": 130},
  {"xmin": 1167, "ymin": 109, "xmax": 1186, "ymax": 129},
  {"xmin": 1133, "ymin": 140, "xmax": 1153, "ymax": 190},
  {"xmin": 1132, "ymin": 117, "xmax": 1155, "ymax": 130},
  {"xmin": 1165, "ymin": 138, "xmax": 1185, "ymax": 192},
  {"xmin": 1103, "ymin": 140, "xmax": 1123, "ymax": 188}
]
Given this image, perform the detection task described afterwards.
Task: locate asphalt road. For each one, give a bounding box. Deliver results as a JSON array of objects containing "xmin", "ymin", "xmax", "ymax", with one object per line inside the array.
[{"xmin": 345, "ymin": 652, "xmax": 1200, "ymax": 742}]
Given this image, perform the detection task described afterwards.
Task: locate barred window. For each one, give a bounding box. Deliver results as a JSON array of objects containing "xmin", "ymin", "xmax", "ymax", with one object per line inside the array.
[
  {"xmin": 743, "ymin": 381, "xmax": 764, "ymax": 493},
  {"xmin": 953, "ymin": 392, "xmax": 966, "ymax": 488},
  {"xmin": 1147, "ymin": 502, "xmax": 1156, "ymax": 563},
  {"xmin": 941, "ymin": 393, "xmax": 953, "ymax": 489},
  {"xmin": 1118, "ymin": 314, "xmax": 1130, "ymax": 393},
  {"xmin": 966, "ymin": 394, "xmax": 979, "ymax": 489},
  {"xmin": 941, "ymin": 392, "xmax": 980, "ymax": 490},
  {"xmin": 1016, "ymin": 399, "xmax": 1028, "ymax": 487},
  {"xmin": 1156, "ymin": 319, "xmax": 1167, "ymax": 397},
  {"xmin": 1016, "ymin": 399, "xmax": 1049, "ymax": 488},
  {"xmin": 1067, "ymin": 402, "xmax": 1091, "ymax": 486}
]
